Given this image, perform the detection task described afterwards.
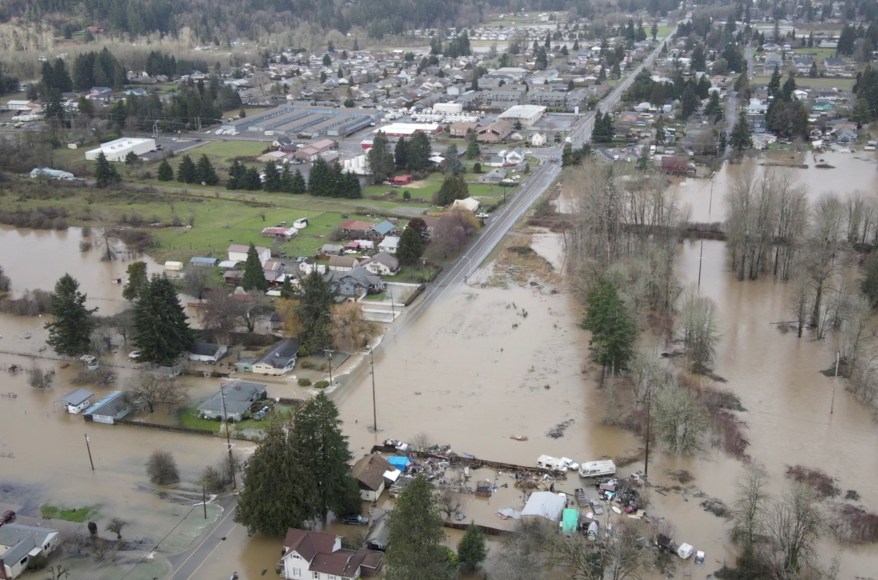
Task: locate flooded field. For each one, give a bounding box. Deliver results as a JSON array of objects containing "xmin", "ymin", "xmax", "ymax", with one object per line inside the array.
[{"xmin": 3, "ymin": 156, "xmax": 878, "ymax": 580}]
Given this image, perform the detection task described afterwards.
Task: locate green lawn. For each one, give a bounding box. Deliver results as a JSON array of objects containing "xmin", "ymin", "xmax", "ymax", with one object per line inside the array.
[
  {"xmin": 750, "ymin": 75, "xmax": 855, "ymax": 90},
  {"xmin": 192, "ymin": 140, "xmax": 267, "ymax": 162},
  {"xmin": 40, "ymin": 504, "xmax": 100, "ymax": 522},
  {"xmin": 179, "ymin": 408, "xmax": 221, "ymax": 432}
]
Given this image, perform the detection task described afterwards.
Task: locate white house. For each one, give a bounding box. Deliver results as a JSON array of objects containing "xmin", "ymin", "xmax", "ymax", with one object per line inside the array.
[
  {"xmin": 328, "ymin": 255, "xmax": 361, "ymax": 272},
  {"xmin": 362, "ymin": 253, "xmax": 399, "ymax": 276},
  {"xmin": 0, "ymin": 524, "xmax": 61, "ymax": 579},
  {"xmin": 530, "ymin": 132, "xmax": 547, "ymax": 147},
  {"xmin": 351, "ymin": 454, "xmax": 395, "ymax": 501},
  {"xmin": 188, "ymin": 342, "xmax": 229, "ymax": 363},
  {"xmin": 451, "ymin": 197, "xmax": 480, "ymax": 213},
  {"xmin": 227, "ymin": 244, "xmax": 271, "ymax": 265},
  {"xmin": 251, "ymin": 339, "xmax": 300, "ymax": 376},
  {"xmin": 281, "ymin": 528, "xmax": 383, "ymax": 580},
  {"xmin": 85, "ymin": 137, "xmax": 157, "ymax": 162},
  {"xmin": 378, "ymin": 235, "xmax": 399, "ymax": 254},
  {"xmin": 58, "ymin": 388, "xmax": 94, "ymax": 414}
]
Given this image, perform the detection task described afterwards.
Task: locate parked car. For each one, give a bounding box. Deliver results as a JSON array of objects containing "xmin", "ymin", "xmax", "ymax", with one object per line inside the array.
[
  {"xmin": 1, "ymin": 510, "xmax": 15, "ymax": 525},
  {"xmin": 80, "ymin": 355, "xmax": 99, "ymax": 370},
  {"xmin": 128, "ymin": 351, "xmax": 142, "ymax": 360},
  {"xmin": 253, "ymin": 406, "xmax": 270, "ymax": 421},
  {"xmin": 340, "ymin": 514, "xmax": 369, "ymax": 526}
]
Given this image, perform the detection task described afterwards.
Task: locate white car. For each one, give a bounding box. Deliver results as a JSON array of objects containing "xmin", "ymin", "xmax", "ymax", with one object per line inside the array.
[{"xmin": 128, "ymin": 351, "xmax": 142, "ymax": 360}]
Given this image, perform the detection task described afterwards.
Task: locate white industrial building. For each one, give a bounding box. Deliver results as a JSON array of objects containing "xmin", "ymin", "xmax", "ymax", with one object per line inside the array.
[
  {"xmin": 85, "ymin": 137, "xmax": 157, "ymax": 162},
  {"xmin": 433, "ymin": 102, "xmax": 463, "ymax": 115},
  {"xmin": 375, "ymin": 122, "xmax": 441, "ymax": 138},
  {"xmin": 498, "ymin": 104, "xmax": 547, "ymax": 127}
]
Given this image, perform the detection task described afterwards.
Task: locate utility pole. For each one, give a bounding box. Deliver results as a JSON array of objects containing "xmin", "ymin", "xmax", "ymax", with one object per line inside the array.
[
  {"xmin": 697, "ymin": 173, "xmax": 715, "ymax": 290},
  {"xmin": 202, "ymin": 483, "xmax": 208, "ymax": 519},
  {"xmin": 84, "ymin": 433, "xmax": 95, "ymax": 471},
  {"xmin": 389, "ymin": 289, "xmax": 395, "ymax": 321},
  {"xmin": 325, "ymin": 349, "xmax": 335, "ymax": 387},
  {"xmin": 643, "ymin": 387, "xmax": 651, "ymax": 479},
  {"xmin": 831, "ymin": 351, "xmax": 839, "ymax": 415},
  {"xmin": 369, "ymin": 348, "xmax": 378, "ymax": 433},
  {"xmin": 220, "ymin": 383, "xmax": 237, "ymax": 489}
]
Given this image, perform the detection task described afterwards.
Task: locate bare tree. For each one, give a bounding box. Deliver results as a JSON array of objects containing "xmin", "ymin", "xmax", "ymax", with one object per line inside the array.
[
  {"xmin": 330, "ymin": 301, "xmax": 377, "ymax": 350},
  {"xmin": 435, "ymin": 488, "xmax": 464, "ymax": 521},
  {"xmin": 487, "ymin": 519, "xmax": 552, "ymax": 580},
  {"xmin": 788, "ymin": 272, "xmax": 812, "ymax": 338},
  {"xmin": 182, "ymin": 263, "xmax": 214, "ymax": 301},
  {"xmin": 731, "ymin": 463, "xmax": 770, "ymax": 549},
  {"xmin": 106, "ymin": 518, "xmax": 127, "ymax": 540},
  {"xmin": 676, "ymin": 286, "xmax": 721, "ymax": 373},
  {"xmin": 550, "ymin": 533, "xmax": 603, "ymax": 580},
  {"xmin": 805, "ymin": 194, "xmax": 846, "ymax": 330},
  {"xmin": 764, "ymin": 483, "xmax": 822, "ymax": 577},
  {"xmin": 28, "ymin": 365, "xmax": 53, "ymax": 389},
  {"xmin": 602, "ymin": 519, "xmax": 646, "ymax": 580},
  {"xmin": 128, "ymin": 374, "xmax": 187, "ymax": 413},
  {"xmin": 651, "ymin": 379, "xmax": 707, "ymax": 454},
  {"xmin": 200, "ymin": 288, "xmax": 243, "ymax": 341},
  {"xmin": 146, "ymin": 450, "xmax": 180, "ymax": 485},
  {"xmin": 410, "ymin": 432, "xmax": 432, "ymax": 452}
]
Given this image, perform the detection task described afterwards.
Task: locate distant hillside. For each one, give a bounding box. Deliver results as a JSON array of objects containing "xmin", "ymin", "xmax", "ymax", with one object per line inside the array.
[{"xmin": 0, "ymin": 0, "xmax": 677, "ymax": 42}]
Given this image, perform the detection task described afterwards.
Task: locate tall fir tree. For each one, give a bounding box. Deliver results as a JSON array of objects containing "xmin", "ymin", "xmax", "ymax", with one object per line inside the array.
[
  {"xmin": 157, "ymin": 158, "xmax": 174, "ymax": 181},
  {"xmin": 297, "ymin": 271, "xmax": 335, "ymax": 355},
  {"xmin": 394, "ymin": 136, "xmax": 409, "ymax": 170},
  {"xmin": 367, "ymin": 131, "xmax": 394, "ymax": 184},
  {"xmin": 195, "ymin": 154, "xmax": 219, "ymax": 185},
  {"xmin": 308, "ymin": 157, "xmax": 331, "ymax": 195},
  {"xmin": 262, "ymin": 161, "xmax": 282, "ymax": 192},
  {"xmin": 457, "ymin": 524, "xmax": 487, "ymax": 573},
  {"xmin": 177, "ymin": 155, "xmax": 197, "ymax": 184},
  {"xmin": 396, "ymin": 225, "xmax": 425, "ymax": 266},
  {"xmin": 290, "ymin": 168, "xmax": 306, "ymax": 194},
  {"xmin": 385, "ymin": 476, "xmax": 455, "ymax": 580},
  {"xmin": 582, "ymin": 278, "xmax": 638, "ymax": 373},
  {"xmin": 45, "ymin": 274, "xmax": 97, "ymax": 357},
  {"xmin": 122, "ymin": 261, "xmax": 149, "ymax": 301},
  {"xmin": 288, "ymin": 393, "xmax": 360, "ymax": 521},
  {"xmin": 242, "ymin": 243, "xmax": 268, "ymax": 292},
  {"xmin": 132, "ymin": 274, "xmax": 194, "ymax": 365},
  {"xmin": 94, "ymin": 152, "xmax": 120, "ymax": 188},
  {"xmin": 406, "ymin": 131, "xmax": 432, "ymax": 172}
]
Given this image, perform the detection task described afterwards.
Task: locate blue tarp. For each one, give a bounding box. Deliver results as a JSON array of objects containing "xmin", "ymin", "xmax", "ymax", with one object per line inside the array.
[{"xmin": 387, "ymin": 455, "xmax": 410, "ymax": 471}]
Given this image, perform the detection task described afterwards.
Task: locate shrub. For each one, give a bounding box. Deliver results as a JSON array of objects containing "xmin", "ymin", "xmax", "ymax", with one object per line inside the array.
[
  {"xmin": 298, "ymin": 377, "xmax": 312, "ymax": 386},
  {"xmin": 314, "ymin": 380, "xmax": 330, "ymax": 389},
  {"xmin": 146, "ymin": 450, "xmax": 180, "ymax": 485}
]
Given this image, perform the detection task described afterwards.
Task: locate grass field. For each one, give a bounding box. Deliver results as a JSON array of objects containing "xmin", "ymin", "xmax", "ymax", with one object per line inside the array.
[{"xmin": 40, "ymin": 504, "xmax": 100, "ymax": 522}]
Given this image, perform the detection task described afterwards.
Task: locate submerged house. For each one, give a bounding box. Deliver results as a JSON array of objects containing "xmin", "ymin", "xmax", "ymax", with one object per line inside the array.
[
  {"xmin": 0, "ymin": 523, "xmax": 61, "ymax": 579},
  {"xmin": 251, "ymin": 339, "xmax": 300, "ymax": 376},
  {"xmin": 58, "ymin": 388, "xmax": 94, "ymax": 414},
  {"xmin": 197, "ymin": 380, "xmax": 267, "ymax": 422},
  {"xmin": 83, "ymin": 391, "xmax": 132, "ymax": 424},
  {"xmin": 280, "ymin": 528, "xmax": 383, "ymax": 580},
  {"xmin": 351, "ymin": 454, "xmax": 395, "ymax": 502}
]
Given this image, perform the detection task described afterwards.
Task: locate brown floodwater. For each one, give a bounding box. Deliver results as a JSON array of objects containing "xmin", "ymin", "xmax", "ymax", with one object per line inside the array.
[
  {"xmin": 2, "ymin": 185, "xmax": 878, "ymax": 579},
  {"xmin": 674, "ymin": 150, "xmax": 878, "ymax": 223}
]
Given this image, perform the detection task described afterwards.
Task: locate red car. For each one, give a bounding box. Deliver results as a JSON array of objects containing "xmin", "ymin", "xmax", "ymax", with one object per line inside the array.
[{"xmin": 0, "ymin": 510, "xmax": 15, "ymax": 525}]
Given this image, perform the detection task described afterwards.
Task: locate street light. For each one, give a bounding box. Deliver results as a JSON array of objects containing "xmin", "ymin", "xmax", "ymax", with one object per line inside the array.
[{"xmin": 325, "ymin": 349, "xmax": 334, "ymax": 387}]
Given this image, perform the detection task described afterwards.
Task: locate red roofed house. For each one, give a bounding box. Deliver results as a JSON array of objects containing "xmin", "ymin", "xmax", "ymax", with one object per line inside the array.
[
  {"xmin": 338, "ymin": 220, "xmax": 375, "ymax": 237},
  {"xmin": 280, "ymin": 528, "xmax": 383, "ymax": 579},
  {"xmin": 390, "ymin": 174, "xmax": 412, "ymax": 186}
]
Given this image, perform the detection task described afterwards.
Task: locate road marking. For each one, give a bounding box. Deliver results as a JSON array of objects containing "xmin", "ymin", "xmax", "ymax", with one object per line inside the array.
[{"xmin": 171, "ymin": 501, "xmax": 238, "ymax": 580}]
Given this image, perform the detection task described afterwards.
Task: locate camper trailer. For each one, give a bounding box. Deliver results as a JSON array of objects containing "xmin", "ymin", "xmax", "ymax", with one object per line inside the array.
[
  {"xmin": 578, "ymin": 459, "xmax": 617, "ymax": 479},
  {"xmin": 536, "ymin": 455, "xmax": 568, "ymax": 473}
]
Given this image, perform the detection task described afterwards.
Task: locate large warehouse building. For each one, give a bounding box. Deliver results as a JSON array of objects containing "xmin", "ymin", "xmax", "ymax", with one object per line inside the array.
[
  {"xmin": 498, "ymin": 104, "xmax": 547, "ymax": 127},
  {"xmin": 85, "ymin": 137, "xmax": 157, "ymax": 162}
]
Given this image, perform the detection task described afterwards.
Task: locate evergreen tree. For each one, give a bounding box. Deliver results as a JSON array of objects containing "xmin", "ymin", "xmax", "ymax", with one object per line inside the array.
[
  {"xmin": 132, "ymin": 274, "xmax": 194, "ymax": 365},
  {"xmin": 45, "ymin": 274, "xmax": 97, "ymax": 357},
  {"xmin": 397, "ymin": 225, "xmax": 426, "ymax": 267},
  {"xmin": 195, "ymin": 154, "xmax": 219, "ymax": 185},
  {"xmin": 242, "ymin": 167, "xmax": 262, "ymax": 190},
  {"xmin": 729, "ymin": 116, "xmax": 753, "ymax": 152},
  {"xmin": 94, "ymin": 152, "xmax": 120, "ymax": 188},
  {"xmin": 236, "ymin": 421, "xmax": 310, "ymax": 535},
  {"xmin": 457, "ymin": 524, "xmax": 486, "ymax": 574},
  {"xmin": 582, "ymin": 278, "xmax": 638, "ymax": 373},
  {"xmin": 308, "ymin": 157, "xmax": 331, "ymax": 195},
  {"xmin": 406, "ymin": 131, "xmax": 432, "ymax": 171},
  {"xmin": 289, "ymin": 393, "xmax": 361, "ymax": 521},
  {"xmin": 290, "ymin": 169, "xmax": 306, "ymax": 194},
  {"xmin": 280, "ymin": 165, "xmax": 294, "ymax": 193},
  {"xmin": 394, "ymin": 136, "xmax": 409, "ymax": 170},
  {"xmin": 177, "ymin": 155, "xmax": 197, "ymax": 184},
  {"xmin": 767, "ymin": 67, "xmax": 782, "ymax": 98},
  {"xmin": 535, "ymin": 47, "xmax": 548, "ymax": 70},
  {"xmin": 297, "ymin": 271, "xmax": 335, "ymax": 355},
  {"xmin": 444, "ymin": 144, "xmax": 464, "ymax": 175},
  {"xmin": 122, "ymin": 261, "xmax": 149, "ymax": 301},
  {"xmin": 680, "ymin": 83, "xmax": 699, "ymax": 119},
  {"xmin": 465, "ymin": 132, "xmax": 480, "ymax": 159},
  {"xmin": 262, "ymin": 161, "xmax": 282, "ymax": 192},
  {"xmin": 705, "ymin": 91, "xmax": 724, "ymax": 122},
  {"xmin": 433, "ymin": 174, "xmax": 469, "ymax": 206},
  {"xmin": 227, "ymin": 160, "xmax": 245, "ymax": 190},
  {"xmin": 368, "ymin": 131, "xmax": 394, "ymax": 184},
  {"xmin": 242, "ymin": 243, "xmax": 268, "ymax": 292},
  {"xmin": 157, "ymin": 158, "xmax": 174, "ymax": 181},
  {"xmin": 385, "ymin": 477, "xmax": 455, "ymax": 580}
]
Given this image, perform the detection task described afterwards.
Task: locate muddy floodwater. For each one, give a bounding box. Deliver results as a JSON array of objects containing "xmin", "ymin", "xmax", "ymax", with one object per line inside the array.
[{"xmin": 2, "ymin": 166, "xmax": 878, "ymax": 579}]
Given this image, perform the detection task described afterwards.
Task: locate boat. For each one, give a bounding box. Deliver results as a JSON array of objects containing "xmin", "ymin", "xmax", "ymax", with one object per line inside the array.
[
  {"xmin": 578, "ymin": 459, "xmax": 617, "ymax": 479},
  {"xmin": 510, "ymin": 434, "xmax": 528, "ymax": 441}
]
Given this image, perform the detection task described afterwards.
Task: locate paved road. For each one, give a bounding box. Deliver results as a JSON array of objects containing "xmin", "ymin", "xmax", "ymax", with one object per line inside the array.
[{"xmin": 167, "ymin": 495, "xmax": 240, "ymax": 580}]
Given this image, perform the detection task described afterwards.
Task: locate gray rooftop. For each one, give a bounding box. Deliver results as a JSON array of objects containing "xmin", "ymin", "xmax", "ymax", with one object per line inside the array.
[
  {"xmin": 0, "ymin": 523, "xmax": 58, "ymax": 565},
  {"xmin": 197, "ymin": 381, "xmax": 267, "ymax": 415},
  {"xmin": 58, "ymin": 388, "xmax": 94, "ymax": 406}
]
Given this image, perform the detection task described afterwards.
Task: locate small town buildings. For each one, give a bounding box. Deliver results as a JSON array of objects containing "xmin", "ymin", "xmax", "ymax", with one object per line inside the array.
[
  {"xmin": 85, "ymin": 137, "xmax": 157, "ymax": 162},
  {"xmin": 281, "ymin": 528, "xmax": 383, "ymax": 579},
  {"xmin": 364, "ymin": 508, "xmax": 390, "ymax": 551},
  {"xmin": 197, "ymin": 380, "xmax": 267, "ymax": 421},
  {"xmin": 83, "ymin": 391, "xmax": 132, "ymax": 424},
  {"xmin": 188, "ymin": 342, "xmax": 228, "ymax": 363},
  {"xmin": 4, "ymin": 99, "xmax": 41, "ymax": 112},
  {"xmin": 362, "ymin": 253, "xmax": 400, "ymax": 276},
  {"xmin": 252, "ymin": 339, "xmax": 300, "ymax": 376},
  {"xmin": 320, "ymin": 243, "xmax": 345, "ymax": 256},
  {"xmin": 261, "ymin": 226, "xmax": 299, "ymax": 240},
  {"xmin": 449, "ymin": 121, "xmax": 478, "ymax": 137},
  {"xmin": 227, "ymin": 244, "xmax": 271, "ymax": 265},
  {"xmin": 294, "ymin": 139, "xmax": 338, "ymax": 162},
  {"xmin": 451, "ymin": 197, "xmax": 480, "ymax": 213},
  {"xmin": 0, "ymin": 523, "xmax": 61, "ymax": 579},
  {"xmin": 58, "ymin": 388, "xmax": 94, "ymax": 414},
  {"xmin": 378, "ymin": 235, "xmax": 399, "ymax": 254},
  {"xmin": 390, "ymin": 175, "xmax": 412, "ymax": 186},
  {"xmin": 338, "ymin": 220, "xmax": 376, "ymax": 238},
  {"xmin": 376, "ymin": 122, "xmax": 441, "ymax": 138},
  {"xmin": 189, "ymin": 256, "xmax": 219, "ymax": 268},
  {"xmin": 351, "ymin": 454, "xmax": 395, "ymax": 501}
]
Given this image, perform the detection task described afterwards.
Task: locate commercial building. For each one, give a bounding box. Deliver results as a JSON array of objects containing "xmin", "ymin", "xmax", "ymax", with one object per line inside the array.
[
  {"xmin": 85, "ymin": 137, "xmax": 157, "ymax": 162},
  {"xmin": 498, "ymin": 104, "xmax": 547, "ymax": 127}
]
